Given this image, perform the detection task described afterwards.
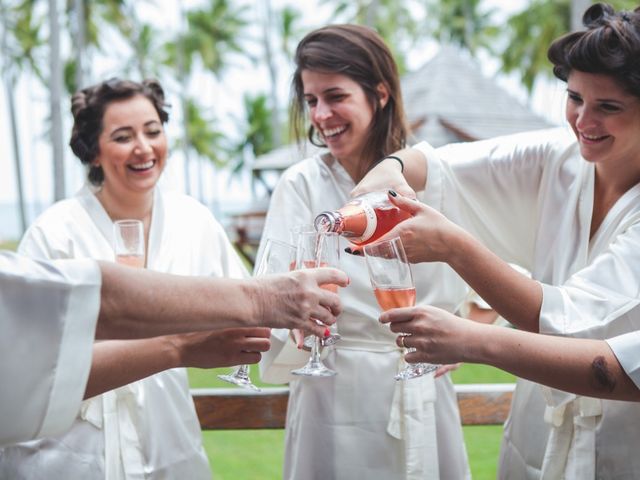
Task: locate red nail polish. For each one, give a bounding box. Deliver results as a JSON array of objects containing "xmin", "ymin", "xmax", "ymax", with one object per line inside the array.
[{"xmin": 324, "ymin": 328, "xmax": 330, "ymax": 338}]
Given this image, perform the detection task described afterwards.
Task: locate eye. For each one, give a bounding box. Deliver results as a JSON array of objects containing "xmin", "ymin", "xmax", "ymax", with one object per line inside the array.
[
  {"xmin": 146, "ymin": 129, "xmax": 162, "ymax": 137},
  {"xmin": 600, "ymin": 103, "xmax": 622, "ymax": 113},
  {"xmin": 328, "ymin": 94, "xmax": 346, "ymax": 103},
  {"xmin": 567, "ymin": 92, "xmax": 582, "ymax": 103},
  {"xmin": 114, "ymin": 134, "xmax": 132, "ymax": 143},
  {"xmin": 305, "ymin": 98, "xmax": 317, "ymax": 108}
]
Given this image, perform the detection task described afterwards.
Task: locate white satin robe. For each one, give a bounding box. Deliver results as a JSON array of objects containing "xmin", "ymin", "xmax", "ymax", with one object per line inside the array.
[
  {"xmin": 0, "ymin": 253, "xmax": 101, "ymax": 447},
  {"xmin": 0, "ymin": 185, "xmax": 247, "ymax": 479},
  {"xmin": 258, "ymin": 153, "xmax": 471, "ymax": 480},
  {"xmin": 415, "ymin": 127, "xmax": 640, "ymax": 479}
]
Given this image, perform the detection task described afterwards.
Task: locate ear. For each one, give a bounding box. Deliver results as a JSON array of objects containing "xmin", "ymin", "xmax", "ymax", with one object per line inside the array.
[{"xmin": 376, "ymin": 83, "xmax": 390, "ymax": 109}]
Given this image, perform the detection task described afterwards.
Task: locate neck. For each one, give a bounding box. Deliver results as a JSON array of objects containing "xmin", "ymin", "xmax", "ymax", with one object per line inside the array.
[{"xmin": 96, "ymin": 185, "xmax": 154, "ymax": 225}]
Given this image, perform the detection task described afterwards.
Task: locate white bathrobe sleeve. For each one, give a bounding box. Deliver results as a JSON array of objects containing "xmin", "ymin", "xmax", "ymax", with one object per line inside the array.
[
  {"xmin": 0, "ymin": 252, "xmax": 101, "ymax": 446},
  {"xmin": 606, "ymin": 331, "xmax": 640, "ymax": 389},
  {"xmin": 414, "ymin": 129, "xmax": 553, "ymax": 268}
]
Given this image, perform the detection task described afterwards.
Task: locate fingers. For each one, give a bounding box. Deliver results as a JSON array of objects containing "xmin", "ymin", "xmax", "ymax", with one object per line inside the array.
[
  {"xmin": 291, "ymin": 329, "xmax": 305, "ymax": 349},
  {"xmin": 387, "ymin": 190, "xmax": 422, "ymax": 215},
  {"xmin": 310, "ymin": 267, "xmax": 349, "ymax": 289},
  {"xmin": 434, "ymin": 363, "xmax": 461, "ymax": 378},
  {"xmin": 379, "ymin": 306, "xmax": 418, "ymax": 326}
]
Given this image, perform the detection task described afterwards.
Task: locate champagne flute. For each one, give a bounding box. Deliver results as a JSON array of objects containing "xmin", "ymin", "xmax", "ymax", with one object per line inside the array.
[
  {"xmin": 113, "ymin": 219, "xmax": 145, "ymax": 268},
  {"xmin": 218, "ymin": 238, "xmax": 297, "ymax": 391},
  {"xmin": 290, "ymin": 230, "xmax": 340, "ymax": 377},
  {"xmin": 363, "ymin": 236, "xmax": 437, "ymax": 380},
  {"xmin": 291, "ymin": 225, "xmax": 341, "ymax": 348}
]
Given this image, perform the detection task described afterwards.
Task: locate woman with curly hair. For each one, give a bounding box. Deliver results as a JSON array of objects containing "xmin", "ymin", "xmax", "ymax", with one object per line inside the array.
[
  {"xmin": 353, "ymin": 3, "xmax": 640, "ymax": 478},
  {"xmin": 0, "ymin": 78, "xmax": 267, "ymax": 479}
]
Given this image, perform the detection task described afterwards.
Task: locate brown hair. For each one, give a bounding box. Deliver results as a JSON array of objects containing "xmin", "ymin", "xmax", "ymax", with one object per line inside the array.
[
  {"xmin": 547, "ymin": 3, "xmax": 640, "ymax": 98},
  {"xmin": 69, "ymin": 78, "xmax": 169, "ymax": 185},
  {"xmin": 291, "ymin": 24, "xmax": 409, "ymax": 179}
]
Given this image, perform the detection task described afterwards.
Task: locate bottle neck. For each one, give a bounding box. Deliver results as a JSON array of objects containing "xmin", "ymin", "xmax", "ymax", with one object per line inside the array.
[{"xmin": 314, "ymin": 211, "xmax": 344, "ymax": 234}]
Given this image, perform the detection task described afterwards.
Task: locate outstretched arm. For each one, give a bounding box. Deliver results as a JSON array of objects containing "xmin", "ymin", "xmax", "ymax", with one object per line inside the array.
[
  {"xmin": 96, "ymin": 262, "xmax": 348, "ymax": 339},
  {"xmin": 85, "ymin": 328, "xmax": 270, "ymax": 399},
  {"xmin": 381, "ymin": 306, "xmax": 639, "ymax": 401},
  {"xmin": 358, "ymin": 192, "xmax": 543, "ymax": 332}
]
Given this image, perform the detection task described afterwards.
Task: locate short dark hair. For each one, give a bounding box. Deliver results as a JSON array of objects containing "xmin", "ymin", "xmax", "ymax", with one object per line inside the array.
[
  {"xmin": 69, "ymin": 78, "xmax": 170, "ymax": 185},
  {"xmin": 290, "ymin": 24, "xmax": 409, "ymax": 179},
  {"xmin": 547, "ymin": 3, "xmax": 640, "ymax": 98}
]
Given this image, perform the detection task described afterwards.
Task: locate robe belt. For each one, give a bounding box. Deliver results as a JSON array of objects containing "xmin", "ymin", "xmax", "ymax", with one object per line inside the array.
[
  {"xmin": 332, "ymin": 339, "xmax": 439, "ymax": 479},
  {"xmin": 540, "ymin": 386, "xmax": 602, "ymax": 480},
  {"xmin": 80, "ymin": 384, "xmax": 146, "ymax": 480}
]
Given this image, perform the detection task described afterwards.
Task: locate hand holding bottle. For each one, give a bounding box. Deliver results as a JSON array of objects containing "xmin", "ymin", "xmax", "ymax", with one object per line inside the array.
[{"xmin": 347, "ymin": 191, "xmax": 466, "ymax": 262}]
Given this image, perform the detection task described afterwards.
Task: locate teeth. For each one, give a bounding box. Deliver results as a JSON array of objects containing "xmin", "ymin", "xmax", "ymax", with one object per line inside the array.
[
  {"xmin": 582, "ymin": 133, "xmax": 605, "ymax": 141},
  {"xmin": 323, "ymin": 126, "xmax": 346, "ymax": 137},
  {"xmin": 129, "ymin": 160, "xmax": 154, "ymax": 170}
]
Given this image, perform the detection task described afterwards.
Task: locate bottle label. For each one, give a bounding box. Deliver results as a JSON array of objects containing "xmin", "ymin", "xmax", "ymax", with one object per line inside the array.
[{"xmin": 355, "ymin": 202, "xmax": 377, "ymax": 243}]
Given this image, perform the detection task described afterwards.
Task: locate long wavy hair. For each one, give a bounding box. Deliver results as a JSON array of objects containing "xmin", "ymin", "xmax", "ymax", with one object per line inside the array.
[{"xmin": 290, "ymin": 24, "xmax": 409, "ymax": 180}]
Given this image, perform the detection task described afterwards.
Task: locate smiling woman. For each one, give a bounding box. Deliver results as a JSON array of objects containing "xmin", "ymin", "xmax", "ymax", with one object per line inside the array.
[{"xmin": 0, "ymin": 78, "xmax": 256, "ymax": 479}]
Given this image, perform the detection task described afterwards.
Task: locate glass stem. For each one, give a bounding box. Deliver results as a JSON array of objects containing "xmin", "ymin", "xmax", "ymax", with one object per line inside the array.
[
  {"xmin": 235, "ymin": 364, "xmax": 250, "ymax": 380},
  {"xmin": 311, "ymin": 335, "xmax": 322, "ymax": 365}
]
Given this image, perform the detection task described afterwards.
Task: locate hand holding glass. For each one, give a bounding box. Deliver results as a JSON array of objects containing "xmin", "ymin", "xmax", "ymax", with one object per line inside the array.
[
  {"xmin": 290, "ymin": 230, "xmax": 340, "ymax": 377},
  {"xmin": 364, "ymin": 236, "xmax": 437, "ymax": 380},
  {"xmin": 218, "ymin": 239, "xmax": 297, "ymax": 390}
]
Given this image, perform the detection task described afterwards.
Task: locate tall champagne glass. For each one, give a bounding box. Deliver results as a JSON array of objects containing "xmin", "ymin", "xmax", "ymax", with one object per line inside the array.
[
  {"xmin": 113, "ymin": 219, "xmax": 145, "ymax": 268},
  {"xmin": 364, "ymin": 237, "xmax": 437, "ymax": 380},
  {"xmin": 290, "ymin": 230, "xmax": 340, "ymax": 377},
  {"xmin": 218, "ymin": 238, "xmax": 297, "ymax": 391},
  {"xmin": 291, "ymin": 225, "xmax": 341, "ymax": 348}
]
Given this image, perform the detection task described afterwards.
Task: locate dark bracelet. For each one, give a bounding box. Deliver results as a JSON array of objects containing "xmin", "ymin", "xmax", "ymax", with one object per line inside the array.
[{"xmin": 380, "ymin": 155, "xmax": 404, "ymax": 172}]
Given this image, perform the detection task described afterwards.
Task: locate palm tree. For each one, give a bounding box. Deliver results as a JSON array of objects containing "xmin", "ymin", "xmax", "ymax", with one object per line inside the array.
[
  {"xmin": 0, "ymin": 0, "xmax": 36, "ymax": 234},
  {"xmin": 500, "ymin": 0, "xmax": 570, "ymax": 94},
  {"xmin": 327, "ymin": 0, "xmax": 419, "ymax": 74},
  {"xmin": 424, "ymin": 0, "xmax": 499, "ymax": 56}
]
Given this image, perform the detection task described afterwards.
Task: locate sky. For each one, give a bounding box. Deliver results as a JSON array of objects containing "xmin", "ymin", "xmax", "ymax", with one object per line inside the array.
[{"xmin": 0, "ymin": 0, "xmax": 566, "ymax": 239}]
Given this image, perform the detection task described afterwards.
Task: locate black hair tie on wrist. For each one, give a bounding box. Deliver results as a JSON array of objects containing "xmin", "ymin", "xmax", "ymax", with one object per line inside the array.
[
  {"xmin": 383, "ymin": 155, "xmax": 404, "ymax": 172},
  {"xmin": 368, "ymin": 155, "xmax": 404, "ymax": 173}
]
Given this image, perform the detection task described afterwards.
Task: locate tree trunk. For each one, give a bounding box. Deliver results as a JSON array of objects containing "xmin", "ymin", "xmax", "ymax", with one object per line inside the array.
[
  {"xmin": 177, "ymin": 0, "xmax": 192, "ymax": 195},
  {"xmin": 74, "ymin": 0, "xmax": 86, "ymax": 89},
  {"xmin": 571, "ymin": 0, "xmax": 592, "ymax": 31},
  {"xmin": 49, "ymin": 0, "xmax": 66, "ymax": 201},
  {"xmin": 5, "ymin": 77, "xmax": 28, "ymax": 235},
  {"xmin": 263, "ymin": 0, "xmax": 280, "ymax": 148},
  {"xmin": 1, "ymin": 9, "xmax": 28, "ymax": 235}
]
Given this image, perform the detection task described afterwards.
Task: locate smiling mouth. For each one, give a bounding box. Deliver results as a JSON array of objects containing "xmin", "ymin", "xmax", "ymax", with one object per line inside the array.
[
  {"xmin": 322, "ymin": 125, "xmax": 347, "ymax": 138},
  {"xmin": 580, "ymin": 132, "xmax": 609, "ymax": 143},
  {"xmin": 128, "ymin": 160, "xmax": 155, "ymax": 172}
]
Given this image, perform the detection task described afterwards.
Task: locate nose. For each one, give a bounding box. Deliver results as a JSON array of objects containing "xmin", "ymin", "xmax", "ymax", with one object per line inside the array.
[
  {"xmin": 574, "ymin": 104, "xmax": 597, "ymax": 131},
  {"xmin": 312, "ymin": 99, "xmax": 332, "ymax": 122},
  {"xmin": 134, "ymin": 134, "xmax": 153, "ymax": 155}
]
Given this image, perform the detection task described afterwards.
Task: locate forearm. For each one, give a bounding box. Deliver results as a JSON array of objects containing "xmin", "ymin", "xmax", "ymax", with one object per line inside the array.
[
  {"xmin": 449, "ymin": 229, "xmax": 542, "ymax": 332},
  {"xmin": 96, "ymin": 262, "xmax": 256, "ymax": 339},
  {"xmin": 85, "ymin": 337, "xmax": 179, "ymax": 399},
  {"xmin": 470, "ymin": 325, "xmax": 640, "ymax": 400}
]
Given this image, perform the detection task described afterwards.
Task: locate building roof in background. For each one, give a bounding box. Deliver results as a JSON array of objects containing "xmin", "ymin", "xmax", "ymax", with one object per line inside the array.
[{"xmin": 402, "ymin": 45, "xmax": 553, "ymax": 146}]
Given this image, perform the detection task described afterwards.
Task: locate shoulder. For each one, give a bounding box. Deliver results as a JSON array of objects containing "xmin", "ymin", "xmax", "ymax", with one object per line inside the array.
[
  {"xmin": 278, "ymin": 155, "xmax": 326, "ymax": 184},
  {"xmin": 19, "ymin": 197, "xmax": 88, "ymax": 258}
]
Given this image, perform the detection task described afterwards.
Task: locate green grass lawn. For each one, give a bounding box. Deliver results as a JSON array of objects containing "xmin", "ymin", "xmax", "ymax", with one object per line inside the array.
[
  {"xmin": 190, "ymin": 364, "xmax": 515, "ymax": 479},
  {"xmin": 0, "ymin": 240, "xmax": 19, "ymax": 251}
]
